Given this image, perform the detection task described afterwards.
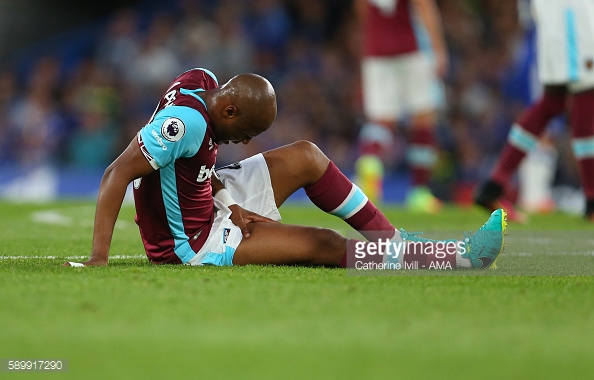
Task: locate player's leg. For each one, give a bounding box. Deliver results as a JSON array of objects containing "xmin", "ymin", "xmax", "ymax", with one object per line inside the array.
[
  {"xmin": 262, "ymin": 140, "xmax": 329, "ymax": 204},
  {"xmin": 405, "ymin": 110, "xmax": 441, "ymax": 214},
  {"xmin": 262, "ymin": 140, "xmax": 396, "ymax": 242},
  {"xmin": 474, "ymin": 85, "xmax": 567, "ymax": 221},
  {"xmin": 355, "ymin": 122, "xmax": 391, "ymax": 205},
  {"xmin": 490, "ymin": 85, "xmax": 566, "ymax": 187},
  {"xmin": 208, "ymin": 159, "xmax": 348, "ymax": 267},
  {"xmin": 263, "ymin": 141, "xmax": 505, "ymax": 268},
  {"xmin": 402, "ymin": 53, "xmax": 443, "ymax": 214},
  {"xmin": 355, "ymin": 56, "xmax": 400, "ymax": 204},
  {"xmin": 407, "ymin": 111, "xmax": 438, "ymax": 186},
  {"xmin": 232, "ymin": 208, "xmax": 508, "ymax": 270},
  {"xmin": 517, "ymin": 133, "xmax": 557, "ymax": 213},
  {"xmin": 476, "ymin": 2, "xmax": 571, "ymax": 219},
  {"xmin": 406, "ymin": 120, "xmax": 437, "ymax": 191},
  {"xmin": 232, "ymin": 222, "xmax": 347, "ymax": 266},
  {"xmin": 566, "ymin": 0, "xmax": 594, "ymax": 220},
  {"xmin": 220, "ymin": 142, "xmax": 506, "ymax": 270},
  {"xmin": 568, "ymin": 88, "xmax": 594, "ymax": 221}
]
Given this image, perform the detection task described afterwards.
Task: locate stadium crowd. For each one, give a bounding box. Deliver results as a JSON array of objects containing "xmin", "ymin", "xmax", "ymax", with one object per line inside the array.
[{"xmin": 0, "ymin": 0, "xmax": 582, "ymax": 203}]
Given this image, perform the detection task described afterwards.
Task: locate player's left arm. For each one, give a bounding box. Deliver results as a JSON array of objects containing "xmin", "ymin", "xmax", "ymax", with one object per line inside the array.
[
  {"xmin": 412, "ymin": 0, "xmax": 449, "ymax": 78},
  {"xmin": 211, "ymin": 174, "xmax": 277, "ymax": 238}
]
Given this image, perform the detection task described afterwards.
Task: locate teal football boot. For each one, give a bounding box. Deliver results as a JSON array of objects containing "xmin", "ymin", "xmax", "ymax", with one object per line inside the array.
[{"xmin": 399, "ymin": 209, "xmax": 508, "ymax": 269}]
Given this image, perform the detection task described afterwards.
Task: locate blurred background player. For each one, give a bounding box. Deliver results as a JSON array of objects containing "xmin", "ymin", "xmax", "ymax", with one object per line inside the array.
[
  {"xmin": 475, "ymin": 0, "xmax": 594, "ymax": 222},
  {"xmin": 504, "ymin": 0, "xmax": 558, "ymax": 216},
  {"xmin": 354, "ymin": 0, "xmax": 448, "ymax": 213}
]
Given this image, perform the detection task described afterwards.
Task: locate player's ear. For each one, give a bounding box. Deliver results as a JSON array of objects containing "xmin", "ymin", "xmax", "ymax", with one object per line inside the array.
[{"xmin": 223, "ymin": 105, "xmax": 237, "ymax": 119}]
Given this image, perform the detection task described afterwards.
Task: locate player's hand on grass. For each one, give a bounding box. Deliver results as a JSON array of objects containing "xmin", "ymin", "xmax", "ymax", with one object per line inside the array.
[
  {"xmin": 228, "ymin": 204, "xmax": 278, "ymax": 238},
  {"xmin": 63, "ymin": 257, "xmax": 108, "ymax": 267}
]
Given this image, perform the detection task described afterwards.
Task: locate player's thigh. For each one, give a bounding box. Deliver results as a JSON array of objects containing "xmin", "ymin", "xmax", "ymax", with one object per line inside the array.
[
  {"xmin": 261, "ymin": 141, "xmax": 329, "ymax": 206},
  {"xmin": 233, "ymin": 222, "xmax": 346, "ymax": 266},
  {"xmin": 216, "ymin": 154, "xmax": 281, "ymax": 220},
  {"xmin": 361, "ymin": 56, "xmax": 403, "ymax": 120},
  {"xmin": 219, "ymin": 142, "xmax": 330, "ymax": 209}
]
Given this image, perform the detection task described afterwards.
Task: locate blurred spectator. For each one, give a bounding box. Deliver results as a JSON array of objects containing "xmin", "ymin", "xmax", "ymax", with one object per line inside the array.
[
  {"xmin": 94, "ymin": 8, "xmax": 141, "ymax": 81},
  {"xmin": 124, "ymin": 12, "xmax": 182, "ymax": 94},
  {"xmin": 5, "ymin": 56, "xmax": 68, "ymax": 168},
  {"xmin": 175, "ymin": 0, "xmax": 255, "ymax": 81},
  {"xmin": 63, "ymin": 60, "xmax": 120, "ymax": 168}
]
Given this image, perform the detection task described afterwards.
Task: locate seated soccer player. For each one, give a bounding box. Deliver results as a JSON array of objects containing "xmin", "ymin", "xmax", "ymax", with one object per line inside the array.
[{"xmin": 67, "ymin": 68, "xmax": 506, "ymax": 269}]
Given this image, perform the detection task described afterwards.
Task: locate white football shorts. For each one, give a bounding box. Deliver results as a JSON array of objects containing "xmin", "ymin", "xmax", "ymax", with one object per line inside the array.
[
  {"xmin": 532, "ymin": 0, "xmax": 594, "ymax": 92},
  {"xmin": 361, "ymin": 51, "xmax": 442, "ymax": 120},
  {"xmin": 186, "ymin": 153, "xmax": 281, "ymax": 266}
]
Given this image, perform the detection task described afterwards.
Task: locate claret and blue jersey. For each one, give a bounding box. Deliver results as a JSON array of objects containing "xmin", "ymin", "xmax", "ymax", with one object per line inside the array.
[{"xmin": 133, "ymin": 68, "xmax": 220, "ymax": 264}]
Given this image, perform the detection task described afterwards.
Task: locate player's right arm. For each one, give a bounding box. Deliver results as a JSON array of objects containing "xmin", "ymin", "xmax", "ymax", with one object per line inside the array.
[
  {"xmin": 75, "ymin": 103, "xmax": 206, "ymax": 266},
  {"xmin": 77, "ymin": 138, "xmax": 154, "ymax": 266}
]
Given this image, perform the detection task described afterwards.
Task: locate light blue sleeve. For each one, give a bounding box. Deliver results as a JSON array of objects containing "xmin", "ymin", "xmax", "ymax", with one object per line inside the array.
[{"xmin": 139, "ymin": 106, "xmax": 206, "ymax": 168}]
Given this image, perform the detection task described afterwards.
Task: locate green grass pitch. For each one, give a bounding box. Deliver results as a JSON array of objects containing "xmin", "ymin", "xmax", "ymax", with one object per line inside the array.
[{"xmin": 1, "ymin": 200, "xmax": 593, "ymax": 379}]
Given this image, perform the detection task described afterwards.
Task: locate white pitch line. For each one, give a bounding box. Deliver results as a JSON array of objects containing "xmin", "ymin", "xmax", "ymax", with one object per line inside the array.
[
  {"xmin": 30, "ymin": 209, "xmax": 132, "ymax": 230},
  {"xmin": 0, "ymin": 255, "xmax": 145, "ymax": 260},
  {"xmin": 31, "ymin": 210, "xmax": 73, "ymax": 226}
]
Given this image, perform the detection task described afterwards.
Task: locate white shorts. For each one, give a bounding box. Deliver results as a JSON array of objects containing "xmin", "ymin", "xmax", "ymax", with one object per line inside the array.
[
  {"xmin": 532, "ymin": 0, "xmax": 594, "ymax": 92},
  {"xmin": 361, "ymin": 52, "xmax": 442, "ymax": 120},
  {"xmin": 186, "ymin": 153, "xmax": 281, "ymax": 266}
]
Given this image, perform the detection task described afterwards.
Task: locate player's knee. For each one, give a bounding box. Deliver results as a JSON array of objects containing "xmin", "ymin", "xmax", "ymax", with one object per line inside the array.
[
  {"xmin": 410, "ymin": 111, "xmax": 436, "ymax": 127},
  {"xmin": 290, "ymin": 140, "xmax": 330, "ymax": 180},
  {"xmin": 292, "ymin": 140, "xmax": 323, "ymax": 160},
  {"xmin": 309, "ymin": 228, "xmax": 347, "ymax": 265}
]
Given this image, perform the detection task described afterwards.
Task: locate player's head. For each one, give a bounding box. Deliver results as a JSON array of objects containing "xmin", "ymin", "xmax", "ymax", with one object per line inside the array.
[{"xmin": 210, "ymin": 73, "xmax": 277, "ymax": 145}]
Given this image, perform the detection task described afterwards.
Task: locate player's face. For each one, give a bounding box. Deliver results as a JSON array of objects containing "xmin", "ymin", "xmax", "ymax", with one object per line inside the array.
[
  {"xmin": 212, "ymin": 102, "xmax": 275, "ymax": 145},
  {"xmin": 214, "ymin": 119, "xmax": 267, "ymax": 145}
]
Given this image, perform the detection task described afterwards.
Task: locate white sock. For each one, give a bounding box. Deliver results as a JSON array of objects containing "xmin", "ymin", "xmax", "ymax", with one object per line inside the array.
[
  {"xmin": 383, "ymin": 230, "xmax": 405, "ymax": 267},
  {"xmin": 456, "ymin": 244, "xmax": 472, "ymax": 268}
]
